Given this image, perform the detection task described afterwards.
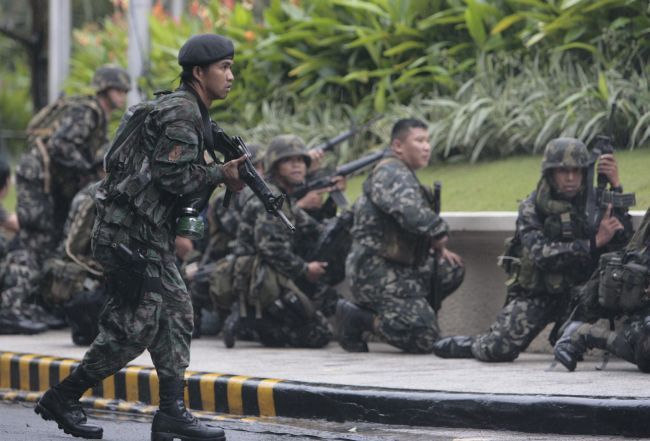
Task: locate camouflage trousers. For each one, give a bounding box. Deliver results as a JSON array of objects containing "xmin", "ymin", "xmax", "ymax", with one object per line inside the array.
[
  {"xmin": 346, "ymin": 244, "xmax": 465, "ymax": 354},
  {"xmin": 4, "ymin": 153, "xmax": 68, "ymax": 310},
  {"xmin": 80, "ymin": 229, "xmax": 193, "ymax": 382},
  {"xmin": 15, "ymin": 153, "xmax": 67, "ymax": 256},
  {"xmin": 0, "ymin": 248, "xmax": 39, "ymax": 315},
  {"xmin": 471, "ymin": 290, "xmax": 564, "ymax": 362}
]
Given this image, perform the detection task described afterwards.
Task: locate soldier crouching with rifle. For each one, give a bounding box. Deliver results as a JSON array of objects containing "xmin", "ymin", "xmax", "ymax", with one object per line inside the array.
[
  {"xmin": 433, "ymin": 138, "xmax": 634, "ymax": 362},
  {"xmin": 212, "ymin": 135, "xmax": 335, "ymax": 349},
  {"xmin": 337, "ymin": 118, "xmax": 465, "ymax": 353},
  {"xmin": 34, "ymin": 34, "xmax": 247, "ymax": 441}
]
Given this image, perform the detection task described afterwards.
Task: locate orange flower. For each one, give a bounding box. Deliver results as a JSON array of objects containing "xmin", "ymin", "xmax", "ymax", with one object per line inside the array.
[
  {"xmin": 244, "ymin": 30, "xmax": 255, "ymax": 42},
  {"xmin": 152, "ymin": 0, "xmax": 167, "ymax": 21},
  {"xmin": 190, "ymin": 0, "xmax": 200, "ymax": 16}
]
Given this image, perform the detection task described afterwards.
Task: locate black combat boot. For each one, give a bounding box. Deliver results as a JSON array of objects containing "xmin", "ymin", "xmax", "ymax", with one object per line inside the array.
[
  {"xmin": 0, "ymin": 311, "xmax": 48, "ymax": 334},
  {"xmin": 34, "ymin": 365, "xmax": 103, "ymax": 439},
  {"xmin": 432, "ymin": 336, "xmax": 475, "ymax": 359},
  {"xmin": 152, "ymin": 378, "xmax": 226, "ymax": 441},
  {"xmin": 554, "ymin": 321, "xmax": 635, "ymax": 371},
  {"xmin": 336, "ymin": 299, "xmax": 375, "ymax": 353}
]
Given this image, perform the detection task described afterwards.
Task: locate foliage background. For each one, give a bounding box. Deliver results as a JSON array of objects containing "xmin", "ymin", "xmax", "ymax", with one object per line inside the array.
[{"xmin": 2, "ymin": 0, "xmax": 650, "ymax": 166}]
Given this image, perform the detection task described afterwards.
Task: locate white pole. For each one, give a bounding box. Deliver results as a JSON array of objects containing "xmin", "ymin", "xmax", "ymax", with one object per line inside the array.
[
  {"xmin": 48, "ymin": 0, "xmax": 71, "ymax": 103},
  {"xmin": 171, "ymin": 0, "xmax": 184, "ymax": 21},
  {"xmin": 127, "ymin": 0, "xmax": 152, "ymax": 106}
]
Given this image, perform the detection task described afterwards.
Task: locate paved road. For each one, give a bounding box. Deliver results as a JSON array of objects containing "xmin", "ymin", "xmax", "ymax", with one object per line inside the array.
[{"xmin": 0, "ymin": 401, "xmax": 639, "ymax": 441}]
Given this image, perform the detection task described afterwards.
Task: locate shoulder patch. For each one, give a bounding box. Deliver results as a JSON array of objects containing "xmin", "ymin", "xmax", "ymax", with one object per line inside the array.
[{"xmin": 168, "ymin": 145, "xmax": 183, "ymax": 162}]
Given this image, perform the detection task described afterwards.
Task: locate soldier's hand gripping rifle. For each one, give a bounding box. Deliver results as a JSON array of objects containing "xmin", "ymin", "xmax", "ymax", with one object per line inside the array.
[
  {"xmin": 291, "ymin": 149, "xmax": 386, "ymax": 208},
  {"xmin": 310, "ymin": 115, "xmax": 382, "ymax": 153},
  {"xmin": 585, "ymin": 103, "xmax": 635, "ymax": 235},
  {"xmin": 209, "ymin": 124, "xmax": 295, "ymax": 232}
]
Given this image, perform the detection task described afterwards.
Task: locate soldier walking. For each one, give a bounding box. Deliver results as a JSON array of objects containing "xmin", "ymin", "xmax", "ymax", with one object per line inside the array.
[{"xmin": 34, "ymin": 34, "xmax": 245, "ymax": 441}]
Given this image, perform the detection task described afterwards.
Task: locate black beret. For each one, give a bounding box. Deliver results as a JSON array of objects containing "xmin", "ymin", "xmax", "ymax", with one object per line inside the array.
[{"xmin": 178, "ymin": 34, "xmax": 234, "ymax": 67}]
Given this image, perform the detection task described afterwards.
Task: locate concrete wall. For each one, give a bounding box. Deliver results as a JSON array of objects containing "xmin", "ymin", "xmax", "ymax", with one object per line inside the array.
[{"xmin": 436, "ymin": 211, "xmax": 647, "ymax": 353}]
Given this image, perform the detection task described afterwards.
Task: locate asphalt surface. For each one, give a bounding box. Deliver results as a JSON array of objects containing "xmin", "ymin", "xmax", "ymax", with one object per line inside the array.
[{"xmin": 1, "ymin": 401, "xmax": 641, "ymax": 441}]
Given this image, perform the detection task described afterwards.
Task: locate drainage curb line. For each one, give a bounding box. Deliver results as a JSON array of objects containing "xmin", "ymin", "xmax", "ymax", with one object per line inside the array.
[{"xmin": 2, "ymin": 351, "xmax": 649, "ymax": 436}]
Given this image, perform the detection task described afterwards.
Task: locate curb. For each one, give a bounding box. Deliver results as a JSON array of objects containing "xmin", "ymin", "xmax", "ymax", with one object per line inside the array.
[{"xmin": 2, "ymin": 351, "xmax": 650, "ymax": 437}]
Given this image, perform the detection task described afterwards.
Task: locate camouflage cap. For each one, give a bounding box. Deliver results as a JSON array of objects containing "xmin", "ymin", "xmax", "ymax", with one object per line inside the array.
[
  {"xmin": 265, "ymin": 135, "xmax": 311, "ymax": 172},
  {"xmin": 92, "ymin": 65, "xmax": 131, "ymax": 93},
  {"xmin": 178, "ymin": 34, "xmax": 234, "ymax": 67},
  {"xmin": 541, "ymin": 137, "xmax": 590, "ymax": 172}
]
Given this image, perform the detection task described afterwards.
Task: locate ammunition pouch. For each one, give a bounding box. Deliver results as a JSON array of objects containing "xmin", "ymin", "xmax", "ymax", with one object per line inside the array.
[
  {"xmin": 544, "ymin": 213, "xmax": 575, "ymax": 241},
  {"xmin": 378, "ymin": 216, "xmax": 430, "ymax": 266},
  {"xmin": 209, "ymin": 254, "xmax": 238, "ymax": 311},
  {"xmin": 41, "ymin": 258, "xmax": 89, "ymax": 305},
  {"xmin": 210, "ymin": 254, "xmax": 313, "ymax": 320},
  {"xmin": 598, "ymin": 252, "xmax": 650, "ymax": 313}
]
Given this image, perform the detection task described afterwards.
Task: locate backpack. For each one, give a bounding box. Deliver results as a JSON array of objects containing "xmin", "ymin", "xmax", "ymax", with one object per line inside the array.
[{"xmin": 26, "ymin": 96, "xmax": 101, "ymax": 140}]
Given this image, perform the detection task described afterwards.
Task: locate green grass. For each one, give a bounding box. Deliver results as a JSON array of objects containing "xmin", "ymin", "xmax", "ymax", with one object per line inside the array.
[
  {"xmin": 2, "ymin": 149, "xmax": 648, "ymax": 213},
  {"xmin": 344, "ymin": 148, "xmax": 650, "ymax": 211}
]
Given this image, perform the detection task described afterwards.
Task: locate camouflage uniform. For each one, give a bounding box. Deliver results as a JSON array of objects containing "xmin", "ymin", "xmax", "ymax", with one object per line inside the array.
[
  {"xmin": 79, "ymin": 85, "xmax": 227, "ymax": 381},
  {"xmin": 4, "ymin": 67, "xmax": 129, "ymax": 318},
  {"xmin": 469, "ymin": 138, "xmax": 633, "ymax": 362},
  {"xmin": 227, "ymin": 181, "xmax": 332, "ymax": 347},
  {"xmin": 345, "ymin": 155, "xmax": 464, "ymax": 353},
  {"xmin": 213, "ymin": 136, "xmax": 333, "ymax": 348},
  {"xmin": 554, "ymin": 207, "xmax": 650, "ymax": 372}
]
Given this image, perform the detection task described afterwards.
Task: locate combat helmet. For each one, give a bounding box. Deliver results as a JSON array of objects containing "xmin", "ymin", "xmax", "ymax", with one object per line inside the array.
[
  {"xmin": 91, "ymin": 65, "xmax": 131, "ymax": 93},
  {"xmin": 541, "ymin": 137, "xmax": 590, "ymax": 173},
  {"xmin": 265, "ymin": 135, "xmax": 311, "ymax": 173}
]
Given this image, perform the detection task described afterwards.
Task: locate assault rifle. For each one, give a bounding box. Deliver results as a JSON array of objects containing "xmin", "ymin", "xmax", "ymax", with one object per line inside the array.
[
  {"xmin": 429, "ymin": 181, "xmax": 443, "ymax": 312},
  {"xmin": 585, "ymin": 102, "xmax": 636, "ymax": 233},
  {"xmin": 291, "ymin": 149, "xmax": 386, "ymax": 208},
  {"xmin": 209, "ymin": 124, "xmax": 295, "ymax": 232},
  {"xmin": 310, "ymin": 115, "xmax": 382, "ymax": 153}
]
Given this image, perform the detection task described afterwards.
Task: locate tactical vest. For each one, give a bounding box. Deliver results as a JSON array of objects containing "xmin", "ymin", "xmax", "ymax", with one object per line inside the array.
[
  {"xmin": 363, "ymin": 157, "xmax": 432, "ymax": 266},
  {"xmin": 597, "ymin": 208, "xmax": 650, "ymax": 313},
  {"xmin": 503, "ymin": 177, "xmax": 590, "ymax": 294}
]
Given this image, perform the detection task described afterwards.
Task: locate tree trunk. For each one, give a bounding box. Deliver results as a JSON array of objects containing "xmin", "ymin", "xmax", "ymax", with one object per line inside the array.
[{"xmin": 29, "ymin": 0, "xmax": 48, "ymax": 111}]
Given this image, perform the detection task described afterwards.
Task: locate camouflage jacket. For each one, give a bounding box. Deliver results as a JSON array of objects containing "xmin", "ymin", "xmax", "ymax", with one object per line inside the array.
[
  {"xmin": 514, "ymin": 177, "xmax": 632, "ymax": 292},
  {"xmin": 22, "ymin": 95, "xmax": 107, "ymax": 200},
  {"xmin": 95, "ymin": 88, "xmax": 224, "ymax": 253},
  {"xmin": 233, "ymin": 183, "xmax": 321, "ymax": 278},
  {"xmin": 350, "ymin": 155, "xmax": 448, "ymax": 265}
]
